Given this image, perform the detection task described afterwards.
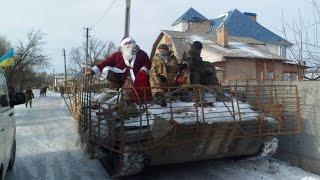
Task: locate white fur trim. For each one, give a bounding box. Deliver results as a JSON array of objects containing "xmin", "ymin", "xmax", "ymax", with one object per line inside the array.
[
  {"xmin": 92, "ymin": 66, "xmax": 101, "ymax": 77},
  {"xmin": 130, "ymin": 55, "xmax": 136, "ymax": 67},
  {"xmin": 129, "ymin": 55, "xmax": 137, "ymax": 81},
  {"xmin": 101, "ymin": 66, "xmax": 126, "ymax": 78},
  {"xmin": 122, "ymin": 51, "xmax": 136, "ymax": 67},
  {"xmin": 130, "ymin": 69, "xmax": 136, "ymax": 82},
  {"xmin": 140, "ymin": 66, "xmax": 149, "ymax": 73},
  {"xmin": 120, "ymin": 37, "xmax": 135, "ymax": 46},
  {"xmin": 124, "ymin": 58, "xmax": 130, "ymax": 67}
]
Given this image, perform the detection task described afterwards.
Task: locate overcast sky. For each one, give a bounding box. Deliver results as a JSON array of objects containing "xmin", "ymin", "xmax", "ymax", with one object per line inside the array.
[{"xmin": 0, "ymin": 0, "xmax": 315, "ymax": 73}]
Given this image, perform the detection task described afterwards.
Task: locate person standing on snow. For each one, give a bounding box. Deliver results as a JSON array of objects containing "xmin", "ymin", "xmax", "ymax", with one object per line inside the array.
[
  {"xmin": 25, "ymin": 88, "xmax": 34, "ymax": 108},
  {"xmin": 149, "ymin": 44, "xmax": 180, "ymax": 107},
  {"xmin": 87, "ymin": 37, "xmax": 152, "ymax": 105}
]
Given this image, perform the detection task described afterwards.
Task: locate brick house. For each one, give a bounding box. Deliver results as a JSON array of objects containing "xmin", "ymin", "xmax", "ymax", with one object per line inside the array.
[{"xmin": 151, "ymin": 8, "xmax": 305, "ymax": 84}]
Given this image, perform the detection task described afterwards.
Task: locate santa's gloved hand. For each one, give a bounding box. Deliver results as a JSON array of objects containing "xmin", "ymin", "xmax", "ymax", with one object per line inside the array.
[
  {"xmin": 85, "ymin": 70, "xmax": 95, "ymax": 76},
  {"xmin": 139, "ymin": 67, "xmax": 149, "ymax": 73},
  {"xmin": 158, "ymin": 75, "xmax": 167, "ymax": 83}
]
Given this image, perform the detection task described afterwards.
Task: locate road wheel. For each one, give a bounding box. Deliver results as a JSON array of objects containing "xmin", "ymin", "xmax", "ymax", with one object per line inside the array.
[{"xmin": 7, "ymin": 140, "xmax": 16, "ymax": 171}]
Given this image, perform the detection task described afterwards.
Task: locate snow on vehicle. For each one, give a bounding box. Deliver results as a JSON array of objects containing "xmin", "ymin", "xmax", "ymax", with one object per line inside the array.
[{"xmin": 65, "ymin": 77, "xmax": 301, "ymax": 177}]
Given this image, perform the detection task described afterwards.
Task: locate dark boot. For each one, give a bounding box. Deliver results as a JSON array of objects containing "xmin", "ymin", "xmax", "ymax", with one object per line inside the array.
[
  {"xmin": 124, "ymin": 104, "xmax": 140, "ymax": 119},
  {"xmin": 154, "ymin": 93, "xmax": 167, "ymax": 107}
]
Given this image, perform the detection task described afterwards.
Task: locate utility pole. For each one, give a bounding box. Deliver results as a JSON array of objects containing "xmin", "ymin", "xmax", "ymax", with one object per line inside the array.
[
  {"xmin": 85, "ymin": 27, "xmax": 90, "ymax": 73},
  {"xmin": 63, "ymin": 49, "xmax": 67, "ymax": 83},
  {"xmin": 124, "ymin": 0, "xmax": 131, "ymax": 37}
]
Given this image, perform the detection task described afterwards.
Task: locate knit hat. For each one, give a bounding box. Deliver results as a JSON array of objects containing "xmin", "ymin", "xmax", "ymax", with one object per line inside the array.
[
  {"xmin": 192, "ymin": 41, "xmax": 203, "ymax": 50},
  {"xmin": 158, "ymin": 44, "xmax": 169, "ymax": 50},
  {"xmin": 120, "ymin": 37, "xmax": 136, "ymax": 46}
]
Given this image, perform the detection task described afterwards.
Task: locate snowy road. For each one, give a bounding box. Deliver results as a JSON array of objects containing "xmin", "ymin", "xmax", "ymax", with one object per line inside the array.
[
  {"xmin": 138, "ymin": 157, "xmax": 320, "ymax": 180},
  {"xmin": 6, "ymin": 90, "xmax": 109, "ymax": 180},
  {"xmin": 4, "ymin": 90, "xmax": 320, "ymax": 180}
]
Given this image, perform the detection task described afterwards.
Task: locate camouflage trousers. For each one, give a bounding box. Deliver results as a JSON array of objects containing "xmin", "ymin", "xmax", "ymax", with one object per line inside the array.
[
  {"xmin": 121, "ymin": 75, "xmax": 134, "ymax": 105},
  {"xmin": 149, "ymin": 73, "xmax": 164, "ymax": 97},
  {"xmin": 120, "ymin": 75, "xmax": 140, "ymax": 118}
]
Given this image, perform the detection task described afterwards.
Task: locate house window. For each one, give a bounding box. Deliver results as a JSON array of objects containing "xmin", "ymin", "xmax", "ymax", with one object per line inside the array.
[
  {"xmin": 267, "ymin": 72, "xmax": 274, "ymax": 80},
  {"xmin": 256, "ymin": 71, "xmax": 264, "ymax": 80},
  {"xmin": 283, "ymin": 73, "xmax": 298, "ymax": 81}
]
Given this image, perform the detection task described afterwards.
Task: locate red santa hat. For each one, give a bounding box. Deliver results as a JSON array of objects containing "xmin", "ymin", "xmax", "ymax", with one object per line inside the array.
[{"xmin": 120, "ymin": 37, "xmax": 136, "ymax": 46}]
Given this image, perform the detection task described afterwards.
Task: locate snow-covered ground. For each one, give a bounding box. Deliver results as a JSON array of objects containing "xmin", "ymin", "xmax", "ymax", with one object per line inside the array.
[
  {"xmin": 138, "ymin": 157, "xmax": 320, "ymax": 180},
  {"xmin": 5, "ymin": 90, "xmax": 320, "ymax": 180},
  {"xmin": 6, "ymin": 90, "xmax": 109, "ymax": 180}
]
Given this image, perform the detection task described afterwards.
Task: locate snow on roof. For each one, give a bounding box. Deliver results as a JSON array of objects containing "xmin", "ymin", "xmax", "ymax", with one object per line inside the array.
[
  {"xmin": 160, "ymin": 30, "xmax": 286, "ymax": 62},
  {"xmin": 190, "ymin": 35, "xmax": 204, "ymax": 42},
  {"xmin": 228, "ymin": 42, "xmax": 265, "ymax": 58},
  {"xmin": 216, "ymin": 11, "xmax": 234, "ymax": 29},
  {"xmin": 215, "ymin": 67, "xmax": 224, "ymax": 71},
  {"xmin": 216, "ymin": 13, "xmax": 229, "ymax": 19},
  {"xmin": 189, "ymin": 35, "xmax": 214, "ymax": 44}
]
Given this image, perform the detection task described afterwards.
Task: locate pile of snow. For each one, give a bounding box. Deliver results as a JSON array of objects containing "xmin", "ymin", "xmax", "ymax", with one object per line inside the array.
[
  {"xmin": 91, "ymin": 91, "xmax": 277, "ymax": 128},
  {"xmin": 124, "ymin": 99, "xmax": 276, "ymax": 127},
  {"xmin": 91, "ymin": 89, "xmax": 118, "ymax": 103},
  {"xmin": 117, "ymin": 145, "xmax": 146, "ymax": 176},
  {"xmin": 260, "ymin": 138, "xmax": 279, "ymax": 157},
  {"xmin": 222, "ymin": 157, "xmax": 319, "ymax": 180}
]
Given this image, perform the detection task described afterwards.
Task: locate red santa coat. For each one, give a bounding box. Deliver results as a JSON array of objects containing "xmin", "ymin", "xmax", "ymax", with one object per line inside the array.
[{"xmin": 92, "ymin": 50, "xmax": 152, "ymax": 103}]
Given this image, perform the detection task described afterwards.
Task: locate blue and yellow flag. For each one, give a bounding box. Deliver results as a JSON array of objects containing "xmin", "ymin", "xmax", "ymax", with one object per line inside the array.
[{"xmin": 0, "ymin": 48, "xmax": 15, "ymax": 67}]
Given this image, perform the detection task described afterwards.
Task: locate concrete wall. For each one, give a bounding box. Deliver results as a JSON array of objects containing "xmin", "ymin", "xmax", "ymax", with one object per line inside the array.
[
  {"xmin": 269, "ymin": 81, "xmax": 320, "ymax": 175},
  {"xmin": 172, "ymin": 22, "xmax": 188, "ymax": 32},
  {"xmin": 227, "ymin": 80, "xmax": 320, "ymax": 174}
]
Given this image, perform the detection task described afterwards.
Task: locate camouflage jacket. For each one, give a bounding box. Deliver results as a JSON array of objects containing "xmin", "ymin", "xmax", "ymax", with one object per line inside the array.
[{"xmin": 150, "ymin": 52, "xmax": 180, "ymax": 87}]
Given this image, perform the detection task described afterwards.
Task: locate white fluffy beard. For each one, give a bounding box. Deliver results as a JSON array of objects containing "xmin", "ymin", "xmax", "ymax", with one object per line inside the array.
[{"xmin": 121, "ymin": 44, "xmax": 137, "ymax": 66}]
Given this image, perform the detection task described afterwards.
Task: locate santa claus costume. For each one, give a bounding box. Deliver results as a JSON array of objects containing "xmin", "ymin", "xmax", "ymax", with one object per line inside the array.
[{"xmin": 91, "ymin": 37, "xmax": 152, "ymax": 104}]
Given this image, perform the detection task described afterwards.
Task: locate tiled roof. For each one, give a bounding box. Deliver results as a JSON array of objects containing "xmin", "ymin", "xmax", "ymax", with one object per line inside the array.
[
  {"xmin": 162, "ymin": 30, "xmax": 286, "ymax": 61},
  {"xmin": 172, "ymin": 7, "xmax": 208, "ymax": 26},
  {"xmin": 208, "ymin": 9, "xmax": 292, "ymax": 46}
]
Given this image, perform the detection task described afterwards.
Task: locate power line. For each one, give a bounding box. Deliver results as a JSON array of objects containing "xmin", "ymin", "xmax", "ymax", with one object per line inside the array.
[{"xmin": 91, "ymin": 0, "xmax": 117, "ymax": 28}]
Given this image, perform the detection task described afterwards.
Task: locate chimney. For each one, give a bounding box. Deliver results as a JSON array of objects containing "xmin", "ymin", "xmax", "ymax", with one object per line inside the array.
[
  {"xmin": 216, "ymin": 24, "xmax": 228, "ymax": 47},
  {"xmin": 244, "ymin": 12, "xmax": 257, "ymax": 22},
  {"xmin": 186, "ymin": 20, "xmax": 211, "ymax": 33}
]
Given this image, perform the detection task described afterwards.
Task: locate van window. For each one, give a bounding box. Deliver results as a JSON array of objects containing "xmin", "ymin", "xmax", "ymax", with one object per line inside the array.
[{"xmin": 0, "ymin": 74, "xmax": 9, "ymax": 108}]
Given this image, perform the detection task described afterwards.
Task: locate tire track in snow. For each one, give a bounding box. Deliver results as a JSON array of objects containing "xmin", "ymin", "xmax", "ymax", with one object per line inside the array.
[{"xmin": 6, "ymin": 90, "xmax": 108, "ymax": 180}]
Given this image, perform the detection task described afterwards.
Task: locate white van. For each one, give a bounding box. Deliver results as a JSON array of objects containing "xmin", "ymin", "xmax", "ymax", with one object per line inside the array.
[{"xmin": 0, "ymin": 70, "xmax": 25, "ymax": 179}]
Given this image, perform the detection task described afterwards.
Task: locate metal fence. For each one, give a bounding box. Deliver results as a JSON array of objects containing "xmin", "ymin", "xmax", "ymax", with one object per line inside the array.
[{"xmin": 63, "ymin": 77, "xmax": 301, "ymax": 157}]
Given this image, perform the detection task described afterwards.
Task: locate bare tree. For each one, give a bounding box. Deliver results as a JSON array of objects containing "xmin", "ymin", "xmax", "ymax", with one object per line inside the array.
[
  {"xmin": 0, "ymin": 36, "xmax": 11, "ymax": 56},
  {"xmin": 68, "ymin": 37, "xmax": 116, "ymax": 74},
  {"xmin": 280, "ymin": 0, "xmax": 320, "ymax": 80},
  {"xmin": 6, "ymin": 29, "xmax": 50, "ymax": 90},
  {"xmin": 34, "ymin": 71, "xmax": 48, "ymax": 88}
]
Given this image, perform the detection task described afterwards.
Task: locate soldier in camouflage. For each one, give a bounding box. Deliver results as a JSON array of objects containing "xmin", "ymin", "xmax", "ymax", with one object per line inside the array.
[
  {"xmin": 184, "ymin": 41, "xmax": 220, "ymax": 104},
  {"xmin": 149, "ymin": 44, "xmax": 180, "ymax": 107},
  {"xmin": 185, "ymin": 41, "xmax": 219, "ymax": 86}
]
